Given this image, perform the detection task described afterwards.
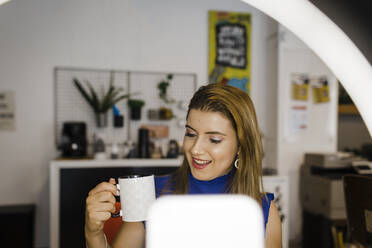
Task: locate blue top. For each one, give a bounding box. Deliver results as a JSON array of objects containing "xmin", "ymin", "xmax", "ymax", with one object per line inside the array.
[{"xmin": 155, "ymin": 171, "xmax": 274, "ymax": 233}]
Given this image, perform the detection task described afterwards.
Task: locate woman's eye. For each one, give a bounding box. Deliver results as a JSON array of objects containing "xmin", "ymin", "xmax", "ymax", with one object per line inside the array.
[
  {"xmin": 185, "ymin": 132, "xmax": 196, "ymax": 137},
  {"xmin": 210, "ymin": 138, "xmax": 222, "ymax": 144}
]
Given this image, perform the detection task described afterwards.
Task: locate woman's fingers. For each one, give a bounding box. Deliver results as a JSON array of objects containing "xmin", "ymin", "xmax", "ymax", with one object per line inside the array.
[
  {"xmin": 86, "ymin": 202, "xmax": 116, "ymax": 229},
  {"xmin": 86, "ymin": 191, "xmax": 116, "ymax": 205},
  {"xmin": 85, "ymin": 179, "xmax": 119, "ymax": 234},
  {"xmin": 88, "ymin": 179, "xmax": 118, "ymax": 197},
  {"xmin": 87, "ymin": 202, "xmax": 116, "ymax": 214},
  {"xmin": 86, "ymin": 210, "xmax": 112, "ymax": 223}
]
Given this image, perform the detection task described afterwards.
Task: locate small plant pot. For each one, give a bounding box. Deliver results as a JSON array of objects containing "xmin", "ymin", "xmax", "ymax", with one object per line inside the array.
[
  {"xmin": 159, "ymin": 107, "xmax": 173, "ymax": 120},
  {"xmin": 130, "ymin": 106, "xmax": 142, "ymax": 120},
  {"xmin": 95, "ymin": 113, "xmax": 108, "ymax": 127}
]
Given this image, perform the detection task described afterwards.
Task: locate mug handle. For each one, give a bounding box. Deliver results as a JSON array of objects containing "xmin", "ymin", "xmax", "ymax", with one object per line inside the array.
[{"xmin": 111, "ymin": 184, "xmax": 122, "ymax": 218}]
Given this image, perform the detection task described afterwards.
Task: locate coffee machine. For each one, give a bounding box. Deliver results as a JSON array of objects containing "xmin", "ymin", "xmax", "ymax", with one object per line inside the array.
[
  {"xmin": 138, "ymin": 128, "xmax": 150, "ymax": 158},
  {"xmin": 59, "ymin": 122, "xmax": 87, "ymax": 158}
]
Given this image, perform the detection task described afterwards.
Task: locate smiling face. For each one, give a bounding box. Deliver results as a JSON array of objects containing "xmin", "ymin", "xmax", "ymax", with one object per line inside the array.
[{"xmin": 183, "ymin": 109, "xmax": 239, "ymax": 181}]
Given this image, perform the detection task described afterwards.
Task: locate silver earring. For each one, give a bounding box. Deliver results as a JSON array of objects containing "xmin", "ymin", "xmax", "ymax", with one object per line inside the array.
[{"xmin": 234, "ymin": 158, "xmax": 239, "ymax": 169}]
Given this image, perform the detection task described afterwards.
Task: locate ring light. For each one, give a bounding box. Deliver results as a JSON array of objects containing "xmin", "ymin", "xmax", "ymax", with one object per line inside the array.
[
  {"xmin": 241, "ymin": 0, "xmax": 372, "ymax": 137},
  {"xmin": 0, "ymin": 0, "xmax": 11, "ymax": 6}
]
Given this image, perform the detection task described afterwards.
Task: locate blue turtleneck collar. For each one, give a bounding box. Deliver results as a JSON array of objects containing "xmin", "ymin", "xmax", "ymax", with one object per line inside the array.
[{"xmin": 188, "ymin": 168, "xmax": 235, "ymax": 194}]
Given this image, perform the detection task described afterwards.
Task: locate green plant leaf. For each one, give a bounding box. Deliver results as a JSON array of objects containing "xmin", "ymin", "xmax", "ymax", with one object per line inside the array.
[
  {"xmin": 128, "ymin": 99, "xmax": 145, "ymax": 108},
  {"xmin": 109, "ymin": 89, "xmax": 124, "ymax": 102},
  {"xmin": 101, "ymin": 83, "xmax": 115, "ymax": 112},
  {"xmin": 111, "ymin": 93, "xmax": 132, "ymax": 106},
  {"xmin": 85, "ymin": 80, "xmax": 101, "ymax": 113},
  {"xmin": 73, "ymin": 78, "xmax": 96, "ymax": 110},
  {"xmin": 74, "ymin": 73, "xmax": 132, "ymax": 114},
  {"xmin": 101, "ymin": 90, "xmax": 130, "ymax": 112}
]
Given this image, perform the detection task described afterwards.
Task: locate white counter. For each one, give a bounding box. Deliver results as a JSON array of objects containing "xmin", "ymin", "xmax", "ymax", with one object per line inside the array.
[{"xmin": 50, "ymin": 158, "xmax": 184, "ymax": 168}]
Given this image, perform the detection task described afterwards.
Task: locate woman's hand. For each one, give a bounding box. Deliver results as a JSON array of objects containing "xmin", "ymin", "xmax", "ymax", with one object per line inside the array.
[{"xmin": 85, "ymin": 178, "xmax": 118, "ymax": 236}]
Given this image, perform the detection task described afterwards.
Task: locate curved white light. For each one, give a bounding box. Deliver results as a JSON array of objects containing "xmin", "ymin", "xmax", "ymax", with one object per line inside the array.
[
  {"xmin": 0, "ymin": 0, "xmax": 11, "ymax": 6},
  {"xmin": 242, "ymin": 0, "xmax": 372, "ymax": 137}
]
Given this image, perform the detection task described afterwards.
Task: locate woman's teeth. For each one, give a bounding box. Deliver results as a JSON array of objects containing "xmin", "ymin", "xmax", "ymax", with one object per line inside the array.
[{"xmin": 194, "ymin": 159, "xmax": 210, "ymax": 165}]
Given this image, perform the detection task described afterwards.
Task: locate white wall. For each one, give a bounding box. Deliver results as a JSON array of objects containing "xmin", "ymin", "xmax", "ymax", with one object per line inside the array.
[
  {"xmin": 276, "ymin": 26, "xmax": 338, "ymax": 245},
  {"xmin": 0, "ymin": 0, "xmax": 277, "ymax": 247}
]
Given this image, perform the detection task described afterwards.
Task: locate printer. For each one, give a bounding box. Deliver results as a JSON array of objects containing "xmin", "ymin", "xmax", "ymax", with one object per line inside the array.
[
  {"xmin": 300, "ymin": 152, "xmax": 370, "ymax": 248},
  {"xmin": 300, "ymin": 152, "xmax": 357, "ymax": 220},
  {"xmin": 304, "ymin": 152, "xmax": 355, "ymax": 169}
]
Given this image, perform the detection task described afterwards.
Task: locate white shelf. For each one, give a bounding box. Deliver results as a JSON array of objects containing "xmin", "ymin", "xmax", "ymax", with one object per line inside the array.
[{"xmin": 51, "ymin": 158, "xmax": 183, "ymax": 168}]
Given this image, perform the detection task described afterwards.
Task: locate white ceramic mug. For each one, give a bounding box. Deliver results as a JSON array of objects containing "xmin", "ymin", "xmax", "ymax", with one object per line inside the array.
[{"xmin": 111, "ymin": 174, "xmax": 156, "ymax": 222}]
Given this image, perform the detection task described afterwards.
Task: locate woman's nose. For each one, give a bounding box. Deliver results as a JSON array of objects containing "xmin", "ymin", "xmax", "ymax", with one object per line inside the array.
[{"xmin": 190, "ymin": 138, "xmax": 204, "ymax": 155}]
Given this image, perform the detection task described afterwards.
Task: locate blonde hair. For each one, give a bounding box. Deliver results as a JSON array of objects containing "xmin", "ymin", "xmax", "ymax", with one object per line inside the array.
[{"xmin": 167, "ymin": 83, "xmax": 264, "ymax": 204}]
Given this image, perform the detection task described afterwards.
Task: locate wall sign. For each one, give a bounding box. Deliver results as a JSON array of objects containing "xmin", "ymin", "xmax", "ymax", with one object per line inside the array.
[
  {"xmin": 291, "ymin": 73, "xmax": 309, "ymax": 101},
  {"xmin": 208, "ymin": 11, "xmax": 251, "ymax": 94},
  {"xmin": 0, "ymin": 91, "xmax": 15, "ymax": 131},
  {"xmin": 215, "ymin": 23, "xmax": 247, "ymax": 69}
]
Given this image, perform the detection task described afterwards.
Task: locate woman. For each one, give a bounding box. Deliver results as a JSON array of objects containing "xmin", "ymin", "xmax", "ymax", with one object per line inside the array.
[{"xmin": 85, "ymin": 83, "xmax": 282, "ymax": 248}]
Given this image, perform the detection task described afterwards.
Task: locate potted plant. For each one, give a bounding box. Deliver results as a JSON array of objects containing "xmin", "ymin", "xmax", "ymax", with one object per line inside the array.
[
  {"xmin": 157, "ymin": 74, "xmax": 175, "ymax": 104},
  {"xmin": 73, "ymin": 72, "xmax": 130, "ymax": 127},
  {"xmin": 157, "ymin": 74, "xmax": 176, "ymax": 120},
  {"xmin": 127, "ymin": 99, "xmax": 145, "ymax": 120}
]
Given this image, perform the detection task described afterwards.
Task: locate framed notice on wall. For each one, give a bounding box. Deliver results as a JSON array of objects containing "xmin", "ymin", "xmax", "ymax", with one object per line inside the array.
[
  {"xmin": 208, "ymin": 10, "xmax": 251, "ymax": 94},
  {"xmin": 0, "ymin": 91, "xmax": 15, "ymax": 131}
]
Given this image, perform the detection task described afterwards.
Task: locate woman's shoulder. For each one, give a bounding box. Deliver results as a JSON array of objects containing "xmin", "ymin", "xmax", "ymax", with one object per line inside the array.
[
  {"xmin": 155, "ymin": 174, "xmax": 171, "ymax": 186},
  {"xmin": 261, "ymin": 193, "xmax": 275, "ymax": 232},
  {"xmin": 262, "ymin": 193, "xmax": 274, "ymax": 204},
  {"xmin": 155, "ymin": 174, "xmax": 172, "ymax": 197}
]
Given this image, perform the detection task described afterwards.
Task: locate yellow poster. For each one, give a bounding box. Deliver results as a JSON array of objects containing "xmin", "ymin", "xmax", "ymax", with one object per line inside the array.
[
  {"xmin": 313, "ymin": 84, "xmax": 330, "ymax": 103},
  {"xmin": 291, "ymin": 73, "xmax": 310, "ymax": 101},
  {"xmin": 208, "ymin": 11, "xmax": 251, "ymax": 94}
]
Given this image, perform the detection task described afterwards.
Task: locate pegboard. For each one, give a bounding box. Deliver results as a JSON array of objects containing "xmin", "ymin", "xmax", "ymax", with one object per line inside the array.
[{"xmin": 54, "ymin": 67, "xmax": 197, "ymax": 151}]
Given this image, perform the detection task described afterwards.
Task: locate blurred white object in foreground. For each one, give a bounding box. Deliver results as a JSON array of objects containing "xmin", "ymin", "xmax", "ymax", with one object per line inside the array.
[{"xmin": 146, "ymin": 195, "xmax": 264, "ymax": 248}]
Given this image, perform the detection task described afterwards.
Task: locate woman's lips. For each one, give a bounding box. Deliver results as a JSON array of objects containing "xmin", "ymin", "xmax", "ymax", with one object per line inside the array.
[{"xmin": 191, "ymin": 157, "xmax": 211, "ymax": 169}]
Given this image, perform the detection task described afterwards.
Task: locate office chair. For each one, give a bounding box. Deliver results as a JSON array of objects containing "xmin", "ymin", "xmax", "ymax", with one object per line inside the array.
[{"xmin": 343, "ymin": 175, "xmax": 372, "ymax": 248}]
